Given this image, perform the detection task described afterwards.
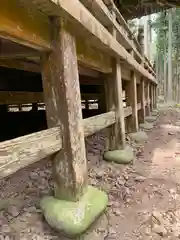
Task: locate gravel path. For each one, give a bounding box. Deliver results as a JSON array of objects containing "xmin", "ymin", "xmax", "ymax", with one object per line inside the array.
[{"xmin": 1, "ymin": 107, "xmax": 180, "ymax": 239}]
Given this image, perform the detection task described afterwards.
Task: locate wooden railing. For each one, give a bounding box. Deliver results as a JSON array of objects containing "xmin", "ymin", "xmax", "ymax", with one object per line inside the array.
[
  {"xmin": 79, "ymin": 0, "xmax": 156, "ymax": 77},
  {"xmin": 0, "ymin": 102, "xmax": 151, "ymax": 179}
]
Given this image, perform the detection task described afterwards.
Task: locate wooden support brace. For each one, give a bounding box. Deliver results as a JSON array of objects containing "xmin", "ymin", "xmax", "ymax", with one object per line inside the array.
[
  {"xmin": 125, "ymin": 72, "xmax": 138, "ymax": 133},
  {"xmin": 41, "ymin": 18, "xmax": 87, "ymax": 202},
  {"xmin": 105, "ymin": 11, "xmax": 126, "ymax": 150}
]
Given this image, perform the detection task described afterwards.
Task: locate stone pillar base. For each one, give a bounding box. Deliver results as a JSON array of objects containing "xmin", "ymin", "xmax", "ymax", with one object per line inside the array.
[
  {"xmin": 104, "ymin": 146, "xmax": 134, "ymax": 164},
  {"xmin": 40, "ymin": 186, "xmax": 108, "ymax": 237}
]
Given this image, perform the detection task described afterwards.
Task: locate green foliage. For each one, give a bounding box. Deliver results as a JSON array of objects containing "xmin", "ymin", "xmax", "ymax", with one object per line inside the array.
[{"xmin": 152, "ymin": 8, "xmax": 180, "ymax": 60}]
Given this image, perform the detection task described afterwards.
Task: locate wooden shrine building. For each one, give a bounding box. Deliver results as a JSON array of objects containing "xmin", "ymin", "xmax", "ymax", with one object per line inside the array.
[{"xmin": 0, "ymin": 0, "xmax": 175, "ymax": 237}]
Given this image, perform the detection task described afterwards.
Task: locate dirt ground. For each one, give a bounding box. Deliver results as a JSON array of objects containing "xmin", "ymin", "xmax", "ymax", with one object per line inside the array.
[{"xmin": 1, "ymin": 107, "xmax": 180, "ymax": 239}]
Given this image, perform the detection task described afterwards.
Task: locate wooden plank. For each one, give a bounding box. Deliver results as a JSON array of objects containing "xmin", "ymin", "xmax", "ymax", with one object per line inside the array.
[
  {"xmin": 80, "ymin": 0, "xmax": 156, "ymax": 77},
  {"xmin": 125, "ymin": 72, "xmax": 139, "ymax": 133},
  {"xmin": 0, "ymin": 59, "xmax": 40, "ymax": 73},
  {"xmin": 0, "ymin": 0, "xmax": 52, "ymax": 50},
  {"xmin": 83, "ymin": 111, "xmax": 115, "ymax": 136},
  {"xmin": 0, "ymin": 39, "xmax": 40, "ymax": 59},
  {"xmin": 41, "ymin": 19, "xmax": 88, "ymax": 201},
  {"xmin": 0, "ymin": 110, "xmax": 116, "ymax": 180},
  {"xmin": 44, "ymin": 0, "xmax": 156, "ymax": 82},
  {"xmin": 0, "ymin": 127, "xmax": 62, "ymax": 179},
  {"xmin": 124, "ymin": 106, "xmax": 132, "ymax": 117},
  {"xmin": 0, "ymin": 91, "xmax": 103, "ymax": 105},
  {"xmin": 76, "ymin": 36, "xmax": 111, "ymax": 73},
  {"xmin": 0, "ymin": 91, "xmax": 43, "ymax": 105}
]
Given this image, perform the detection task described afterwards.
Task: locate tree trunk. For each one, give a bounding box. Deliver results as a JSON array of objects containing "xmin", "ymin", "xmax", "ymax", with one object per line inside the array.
[{"xmin": 167, "ymin": 8, "xmax": 173, "ymax": 102}]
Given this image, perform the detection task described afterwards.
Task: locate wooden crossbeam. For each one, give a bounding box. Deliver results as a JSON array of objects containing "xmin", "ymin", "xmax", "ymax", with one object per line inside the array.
[{"xmin": 0, "ymin": 0, "xmax": 52, "ymax": 50}]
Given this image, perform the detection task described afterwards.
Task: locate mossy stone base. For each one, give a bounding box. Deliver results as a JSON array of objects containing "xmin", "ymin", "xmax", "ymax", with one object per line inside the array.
[
  {"xmin": 40, "ymin": 186, "xmax": 108, "ymax": 237},
  {"xmin": 151, "ymin": 111, "xmax": 159, "ymax": 116},
  {"xmin": 103, "ymin": 146, "xmax": 134, "ymax": 164},
  {"xmin": 145, "ymin": 116, "xmax": 157, "ymax": 123},
  {"xmin": 129, "ymin": 131, "xmax": 148, "ymax": 144},
  {"xmin": 139, "ymin": 122, "xmax": 154, "ymax": 130}
]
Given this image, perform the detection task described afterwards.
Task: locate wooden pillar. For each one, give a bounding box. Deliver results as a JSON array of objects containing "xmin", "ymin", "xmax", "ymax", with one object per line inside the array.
[
  {"xmin": 105, "ymin": 60, "xmax": 126, "ymax": 150},
  {"xmin": 85, "ymin": 100, "xmax": 89, "ymax": 110},
  {"xmin": 149, "ymin": 83, "xmax": 153, "ymax": 112},
  {"xmin": 41, "ymin": 19, "xmax": 87, "ymax": 202},
  {"xmin": 138, "ymin": 78, "xmax": 145, "ymax": 123},
  {"xmin": 99, "ymin": 85, "xmax": 106, "ymax": 114},
  {"xmin": 154, "ymin": 85, "xmax": 157, "ymax": 109},
  {"xmin": 18, "ymin": 104, "xmax": 22, "ymax": 111},
  {"xmin": 32, "ymin": 103, "xmax": 38, "ymax": 112},
  {"xmin": 145, "ymin": 81, "xmax": 150, "ymax": 116},
  {"xmin": 105, "ymin": 8, "xmax": 126, "ymax": 150},
  {"xmin": 125, "ymin": 72, "xmax": 139, "ymax": 133}
]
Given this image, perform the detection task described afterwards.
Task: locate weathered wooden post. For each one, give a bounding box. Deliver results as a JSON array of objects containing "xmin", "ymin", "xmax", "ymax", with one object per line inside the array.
[
  {"xmin": 138, "ymin": 78, "xmax": 145, "ymax": 123},
  {"xmin": 125, "ymin": 72, "xmax": 139, "ymax": 133},
  {"xmin": 149, "ymin": 83, "xmax": 153, "ymax": 112},
  {"xmin": 103, "ymin": 6, "xmax": 133, "ymax": 164},
  {"xmin": 85, "ymin": 99, "xmax": 89, "ymax": 110},
  {"xmin": 145, "ymin": 81, "xmax": 151, "ymax": 116},
  {"xmin": 40, "ymin": 18, "xmax": 107, "ymax": 237}
]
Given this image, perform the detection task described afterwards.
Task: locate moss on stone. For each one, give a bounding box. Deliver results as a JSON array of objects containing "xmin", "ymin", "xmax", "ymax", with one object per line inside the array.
[
  {"xmin": 40, "ymin": 186, "xmax": 108, "ymax": 237},
  {"xmin": 145, "ymin": 116, "xmax": 157, "ymax": 123},
  {"xmin": 151, "ymin": 111, "xmax": 159, "ymax": 116},
  {"xmin": 139, "ymin": 122, "xmax": 154, "ymax": 130},
  {"xmin": 129, "ymin": 131, "xmax": 148, "ymax": 144},
  {"xmin": 103, "ymin": 146, "xmax": 134, "ymax": 164}
]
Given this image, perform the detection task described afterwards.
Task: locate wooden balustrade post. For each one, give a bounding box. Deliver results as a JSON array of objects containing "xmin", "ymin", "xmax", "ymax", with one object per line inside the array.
[
  {"xmin": 138, "ymin": 78, "xmax": 145, "ymax": 123},
  {"xmin": 41, "ymin": 19, "xmax": 88, "ymax": 202},
  {"xmin": 41, "ymin": 18, "xmax": 107, "ymax": 237},
  {"xmin": 125, "ymin": 72, "xmax": 139, "ymax": 133},
  {"xmin": 145, "ymin": 81, "xmax": 151, "ymax": 116},
  {"xmin": 154, "ymin": 85, "xmax": 158, "ymax": 109},
  {"xmin": 105, "ymin": 9, "xmax": 126, "ymax": 150},
  {"xmin": 149, "ymin": 83, "xmax": 153, "ymax": 112}
]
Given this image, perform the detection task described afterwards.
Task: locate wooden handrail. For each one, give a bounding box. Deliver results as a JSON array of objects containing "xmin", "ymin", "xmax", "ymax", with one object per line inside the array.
[{"xmin": 0, "ymin": 108, "xmax": 137, "ymax": 179}]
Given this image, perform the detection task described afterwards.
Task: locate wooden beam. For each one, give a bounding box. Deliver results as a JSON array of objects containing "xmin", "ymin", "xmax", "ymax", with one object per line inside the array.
[
  {"xmin": 41, "ymin": 0, "xmax": 156, "ymax": 82},
  {"xmin": 0, "ymin": 39, "xmax": 40, "ymax": 59},
  {"xmin": 41, "ymin": 19, "xmax": 87, "ymax": 201},
  {"xmin": 0, "ymin": 91, "xmax": 43, "ymax": 105},
  {"xmin": 0, "ymin": 0, "xmax": 52, "ymax": 50},
  {"xmin": 0, "ymin": 59, "xmax": 40, "ymax": 73},
  {"xmin": 124, "ymin": 106, "xmax": 132, "ymax": 117},
  {"xmin": 0, "ymin": 109, "xmax": 116, "ymax": 180},
  {"xmin": 0, "ymin": 127, "xmax": 62, "ymax": 179},
  {"xmin": 83, "ymin": 111, "xmax": 115, "ymax": 136},
  {"xmin": 76, "ymin": 36, "xmax": 111, "ymax": 73},
  {"xmin": 125, "ymin": 72, "xmax": 139, "ymax": 133}
]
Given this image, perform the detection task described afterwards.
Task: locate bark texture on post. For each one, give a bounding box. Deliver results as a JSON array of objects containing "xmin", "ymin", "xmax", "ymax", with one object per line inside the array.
[
  {"xmin": 105, "ymin": 60, "xmax": 126, "ymax": 150},
  {"xmin": 41, "ymin": 19, "xmax": 87, "ymax": 202},
  {"xmin": 145, "ymin": 81, "xmax": 150, "ymax": 116},
  {"xmin": 149, "ymin": 83, "xmax": 153, "ymax": 112},
  {"xmin": 105, "ymin": 8, "xmax": 126, "ymax": 150},
  {"xmin": 125, "ymin": 72, "xmax": 138, "ymax": 133},
  {"xmin": 138, "ymin": 78, "xmax": 145, "ymax": 123}
]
